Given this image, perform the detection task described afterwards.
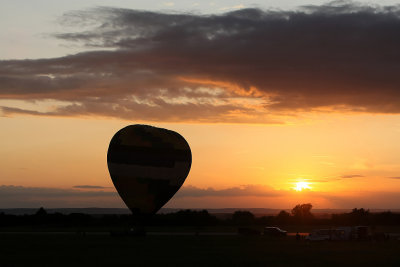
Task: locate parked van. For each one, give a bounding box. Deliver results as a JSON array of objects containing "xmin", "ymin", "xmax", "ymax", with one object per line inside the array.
[
  {"xmin": 307, "ymin": 226, "xmax": 370, "ymax": 241},
  {"xmin": 305, "ymin": 229, "xmax": 333, "ymax": 241},
  {"xmin": 263, "ymin": 227, "xmax": 287, "ymax": 237}
]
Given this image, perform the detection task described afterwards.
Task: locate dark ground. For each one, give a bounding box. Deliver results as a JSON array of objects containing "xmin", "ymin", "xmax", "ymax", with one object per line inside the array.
[{"xmin": 1, "ymin": 233, "xmax": 400, "ymax": 267}]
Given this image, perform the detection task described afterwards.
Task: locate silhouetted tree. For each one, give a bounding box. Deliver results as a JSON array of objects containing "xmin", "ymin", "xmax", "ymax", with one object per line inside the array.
[
  {"xmin": 33, "ymin": 207, "xmax": 48, "ymax": 226},
  {"xmin": 276, "ymin": 210, "xmax": 291, "ymax": 225},
  {"xmin": 35, "ymin": 207, "xmax": 47, "ymax": 216},
  {"xmin": 350, "ymin": 208, "xmax": 369, "ymax": 216},
  {"xmin": 151, "ymin": 209, "xmax": 217, "ymax": 226},
  {"xmin": 349, "ymin": 208, "xmax": 371, "ymax": 225},
  {"xmin": 291, "ymin": 203, "xmax": 313, "ymax": 224},
  {"xmin": 256, "ymin": 216, "xmax": 274, "ymax": 225},
  {"xmin": 5, "ymin": 207, "xmax": 400, "ymax": 229},
  {"xmin": 332, "ymin": 208, "xmax": 377, "ymax": 226},
  {"xmin": 232, "ymin": 211, "xmax": 255, "ymax": 225},
  {"xmin": 372, "ymin": 211, "xmax": 400, "ymax": 225}
]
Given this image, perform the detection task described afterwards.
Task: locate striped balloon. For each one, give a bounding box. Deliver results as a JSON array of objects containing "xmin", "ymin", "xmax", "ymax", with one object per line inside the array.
[{"xmin": 107, "ymin": 125, "xmax": 192, "ymax": 216}]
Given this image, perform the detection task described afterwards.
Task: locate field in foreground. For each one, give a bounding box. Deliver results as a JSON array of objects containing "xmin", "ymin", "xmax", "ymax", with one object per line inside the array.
[{"xmin": 1, "ymin": 233, "xmax": 400, "ymax": 267}]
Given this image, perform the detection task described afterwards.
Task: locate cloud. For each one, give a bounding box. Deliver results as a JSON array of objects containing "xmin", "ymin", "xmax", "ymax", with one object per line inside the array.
[
  {"xmin": 1, "ymin": 2, "xmax": 400, "ymax": 122},
  {"xmin": 341, "ymin": 174, "xmax": 365, "ymax": 179},
  {"xmin": 0, "ymin": 185, "xmax": 117, "ymax": 197},
  {"xmin": 388, "ymin": 176, "xmax": 400, "ymax": 179},
  {"xmin": 170, "ymin": 185, "xmax": 400, "ymax": 209},
  {"xmin": 175, "ymin": 184, "xmax": 283, "ymax": 197},
  {"xmin": 2, "ymin": 184, "xmax": 400, "ymax": 209},
  {"xmin": 220, "ymin": 4, "xmax": 246, "ymax": 11},
  {"xmin": 73, "ymin": 185, "xmax": 110, "ymax": 189},
  {"xmin": 308, "ymin": 174, "xmax": 364, "ymax": 183},
  {"xmin": 0, "ymin": 184, "xmax": 284, "ymax": 208},
  {"xmin": 0, "ymin": 185, "xmax": 121, "ymax": 208},
  {"xmin": 310, "ymin": 190, "xmax": 400, "ymax": 209},
  {"xmin": 308, "ymin": 179, "xmax": 333, "ymax": 183},
  {"xmin": 163, "ymin": 2, "xmax": 175, "ymax": 7}
]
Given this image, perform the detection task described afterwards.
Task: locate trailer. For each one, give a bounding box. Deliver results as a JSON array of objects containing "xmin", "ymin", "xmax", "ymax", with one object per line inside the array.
[{"xmin": 306, "ymin": 226, "xmax": 370, "ymax": 241}]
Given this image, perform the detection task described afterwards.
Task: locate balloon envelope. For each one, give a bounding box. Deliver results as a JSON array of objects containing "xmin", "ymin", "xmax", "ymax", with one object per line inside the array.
[{"xmin": 107, "ymin": 125, "xmax": 191, "ymax": 216}]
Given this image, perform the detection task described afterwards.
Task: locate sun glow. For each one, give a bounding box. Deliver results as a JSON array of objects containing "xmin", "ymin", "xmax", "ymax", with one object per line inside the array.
[{"xmin": 294, "ymin": 181, "xmax": 311, "ymax": 191}]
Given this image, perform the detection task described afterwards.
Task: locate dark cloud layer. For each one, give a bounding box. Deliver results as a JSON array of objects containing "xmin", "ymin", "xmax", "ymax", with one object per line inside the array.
[
  {"xmin": 175, "ymin": 184, "xmax": 282, "ymax": 197},
  {"xmin": 1, "ymin": 2, "xmax": 400, "ymax": 122},
  {"xmin": 0, "ymin": 185, "xmax": 120, "ymax": 208},
  {"xmin": 309, "ymin": 174, "xmax": 365, "ymax": 183},
  {"xmin": 341, "ymin": 174, "xmax": 365, "ymax": 179},
  {"xmin": 73, "ymin": 185, "xmax": 109, "ymax": 189},
  {"xmin": 0, "ymin": 185, "xmax": 117, "ymax": 197},
  {"xmin": 1, "ymin": 184, "xmax": 400, "ymax": 209},
  {"xmin": 0, "ymin": 185, "xmax": 283, "ymax": 208}
]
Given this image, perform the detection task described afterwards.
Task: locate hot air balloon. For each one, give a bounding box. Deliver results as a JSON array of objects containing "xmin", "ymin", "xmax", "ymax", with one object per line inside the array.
[{"xmin": 107, "ymin": 125, "xmax": 192, "ymax": 220}]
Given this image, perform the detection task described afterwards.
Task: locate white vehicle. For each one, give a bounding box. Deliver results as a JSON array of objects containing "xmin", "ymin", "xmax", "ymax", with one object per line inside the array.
[
  {"xmin": 305, "ymin": 229, "xmax": 333, "ymax": 241},
  {"xmin": 331, "ymin": 227, "xmax": 352, "ymax": 241},
  {"xmin": 306, "ymin": 226, "xmax": 370, "ymax": 241},
  {"xmin": 263, "ymin": 227, "xmax": 287, "ymax": 237}
]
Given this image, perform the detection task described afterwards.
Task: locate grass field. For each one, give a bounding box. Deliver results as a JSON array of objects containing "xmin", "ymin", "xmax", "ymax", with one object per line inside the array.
[{"xmin": 1, "ymin": 233, "xmax": 400, "ymax": 266}]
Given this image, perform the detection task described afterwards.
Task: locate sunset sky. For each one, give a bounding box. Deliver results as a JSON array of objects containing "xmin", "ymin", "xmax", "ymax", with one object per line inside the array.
[{"xmin": 1, "ymin": 0, "xmax": 400, "ymax": 209}]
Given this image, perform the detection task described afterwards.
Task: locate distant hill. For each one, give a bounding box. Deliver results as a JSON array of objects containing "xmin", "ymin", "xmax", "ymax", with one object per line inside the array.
[
  {"xmin": 0, "ymin": 208, "xmax": 131, "ymax": 215},
  {"xmin": 1, "ymin": 207, "xmax": 399, "ymax": 216}
]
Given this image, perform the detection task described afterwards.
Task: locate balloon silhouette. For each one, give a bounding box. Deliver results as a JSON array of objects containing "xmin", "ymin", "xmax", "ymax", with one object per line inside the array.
[{"xmin": 107, "ymin": 125, "xmax": 191, "ymax": 217}]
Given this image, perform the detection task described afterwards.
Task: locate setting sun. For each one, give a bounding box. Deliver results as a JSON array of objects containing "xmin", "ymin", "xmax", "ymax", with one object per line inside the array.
[{"xmin": 294, "ymin": 181, "xmax": 311, "ymax": 191}]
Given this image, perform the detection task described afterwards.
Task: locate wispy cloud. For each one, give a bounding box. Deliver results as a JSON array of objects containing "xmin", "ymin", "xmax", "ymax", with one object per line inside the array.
[
  {"xmin": 163, "ymin": 2, "xmax": 175, "ymax": 7},
  {"xmin": 175, "ymin": 184, "xmax": 282, "ymax": 197},
  {"xmin": 2, "ymin": 184, "xmax": 400, "ymax": 209},
  {"xmin": 173, "ymin": 185, "xmax": 400, "ymax": 209},
  {"xmin": 308, "ymin": 174, "xmax": 365, "ymax": 183},
  {"xmin": 0, "ymin": 185, "xmax": 121, "ymax": 208},
  {"xmin": 73, "ymin": 185, "xmax": 110, "ymax": 189},
  {"xmin": 341, "ymin": 174, "xmax": 365, "ymax": 179},
  {"xmin": 308, "ymin": 179, "xmax": 333, "ymax": 183},
  {"xmin": 1, "ymin": 2, "xmax": 400, "ymax": 122},
  {"xmin": 219, "ymin": 4, "xmax": 246, "ymax": 11}
]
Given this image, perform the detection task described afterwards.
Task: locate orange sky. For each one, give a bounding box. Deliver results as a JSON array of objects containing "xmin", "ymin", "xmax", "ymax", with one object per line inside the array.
[
  {"xmin": 1, "ymin": 113, "xmax": 399, "ymax": 209},
  {"xmin": 1, "ymin": 3, "xmax": 400, "ymax": 209}
]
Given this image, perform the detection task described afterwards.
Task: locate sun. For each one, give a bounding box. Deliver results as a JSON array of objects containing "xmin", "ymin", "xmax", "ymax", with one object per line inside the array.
[{"xmin": 294, "ymin": 181, "xmax": 311, "ymax": 191}]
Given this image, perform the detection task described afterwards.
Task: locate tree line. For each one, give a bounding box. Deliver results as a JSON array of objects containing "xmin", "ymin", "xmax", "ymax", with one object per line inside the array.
[{"xmin": 1, "ymin": 204, "xmax": 400, "ymax": 228}]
